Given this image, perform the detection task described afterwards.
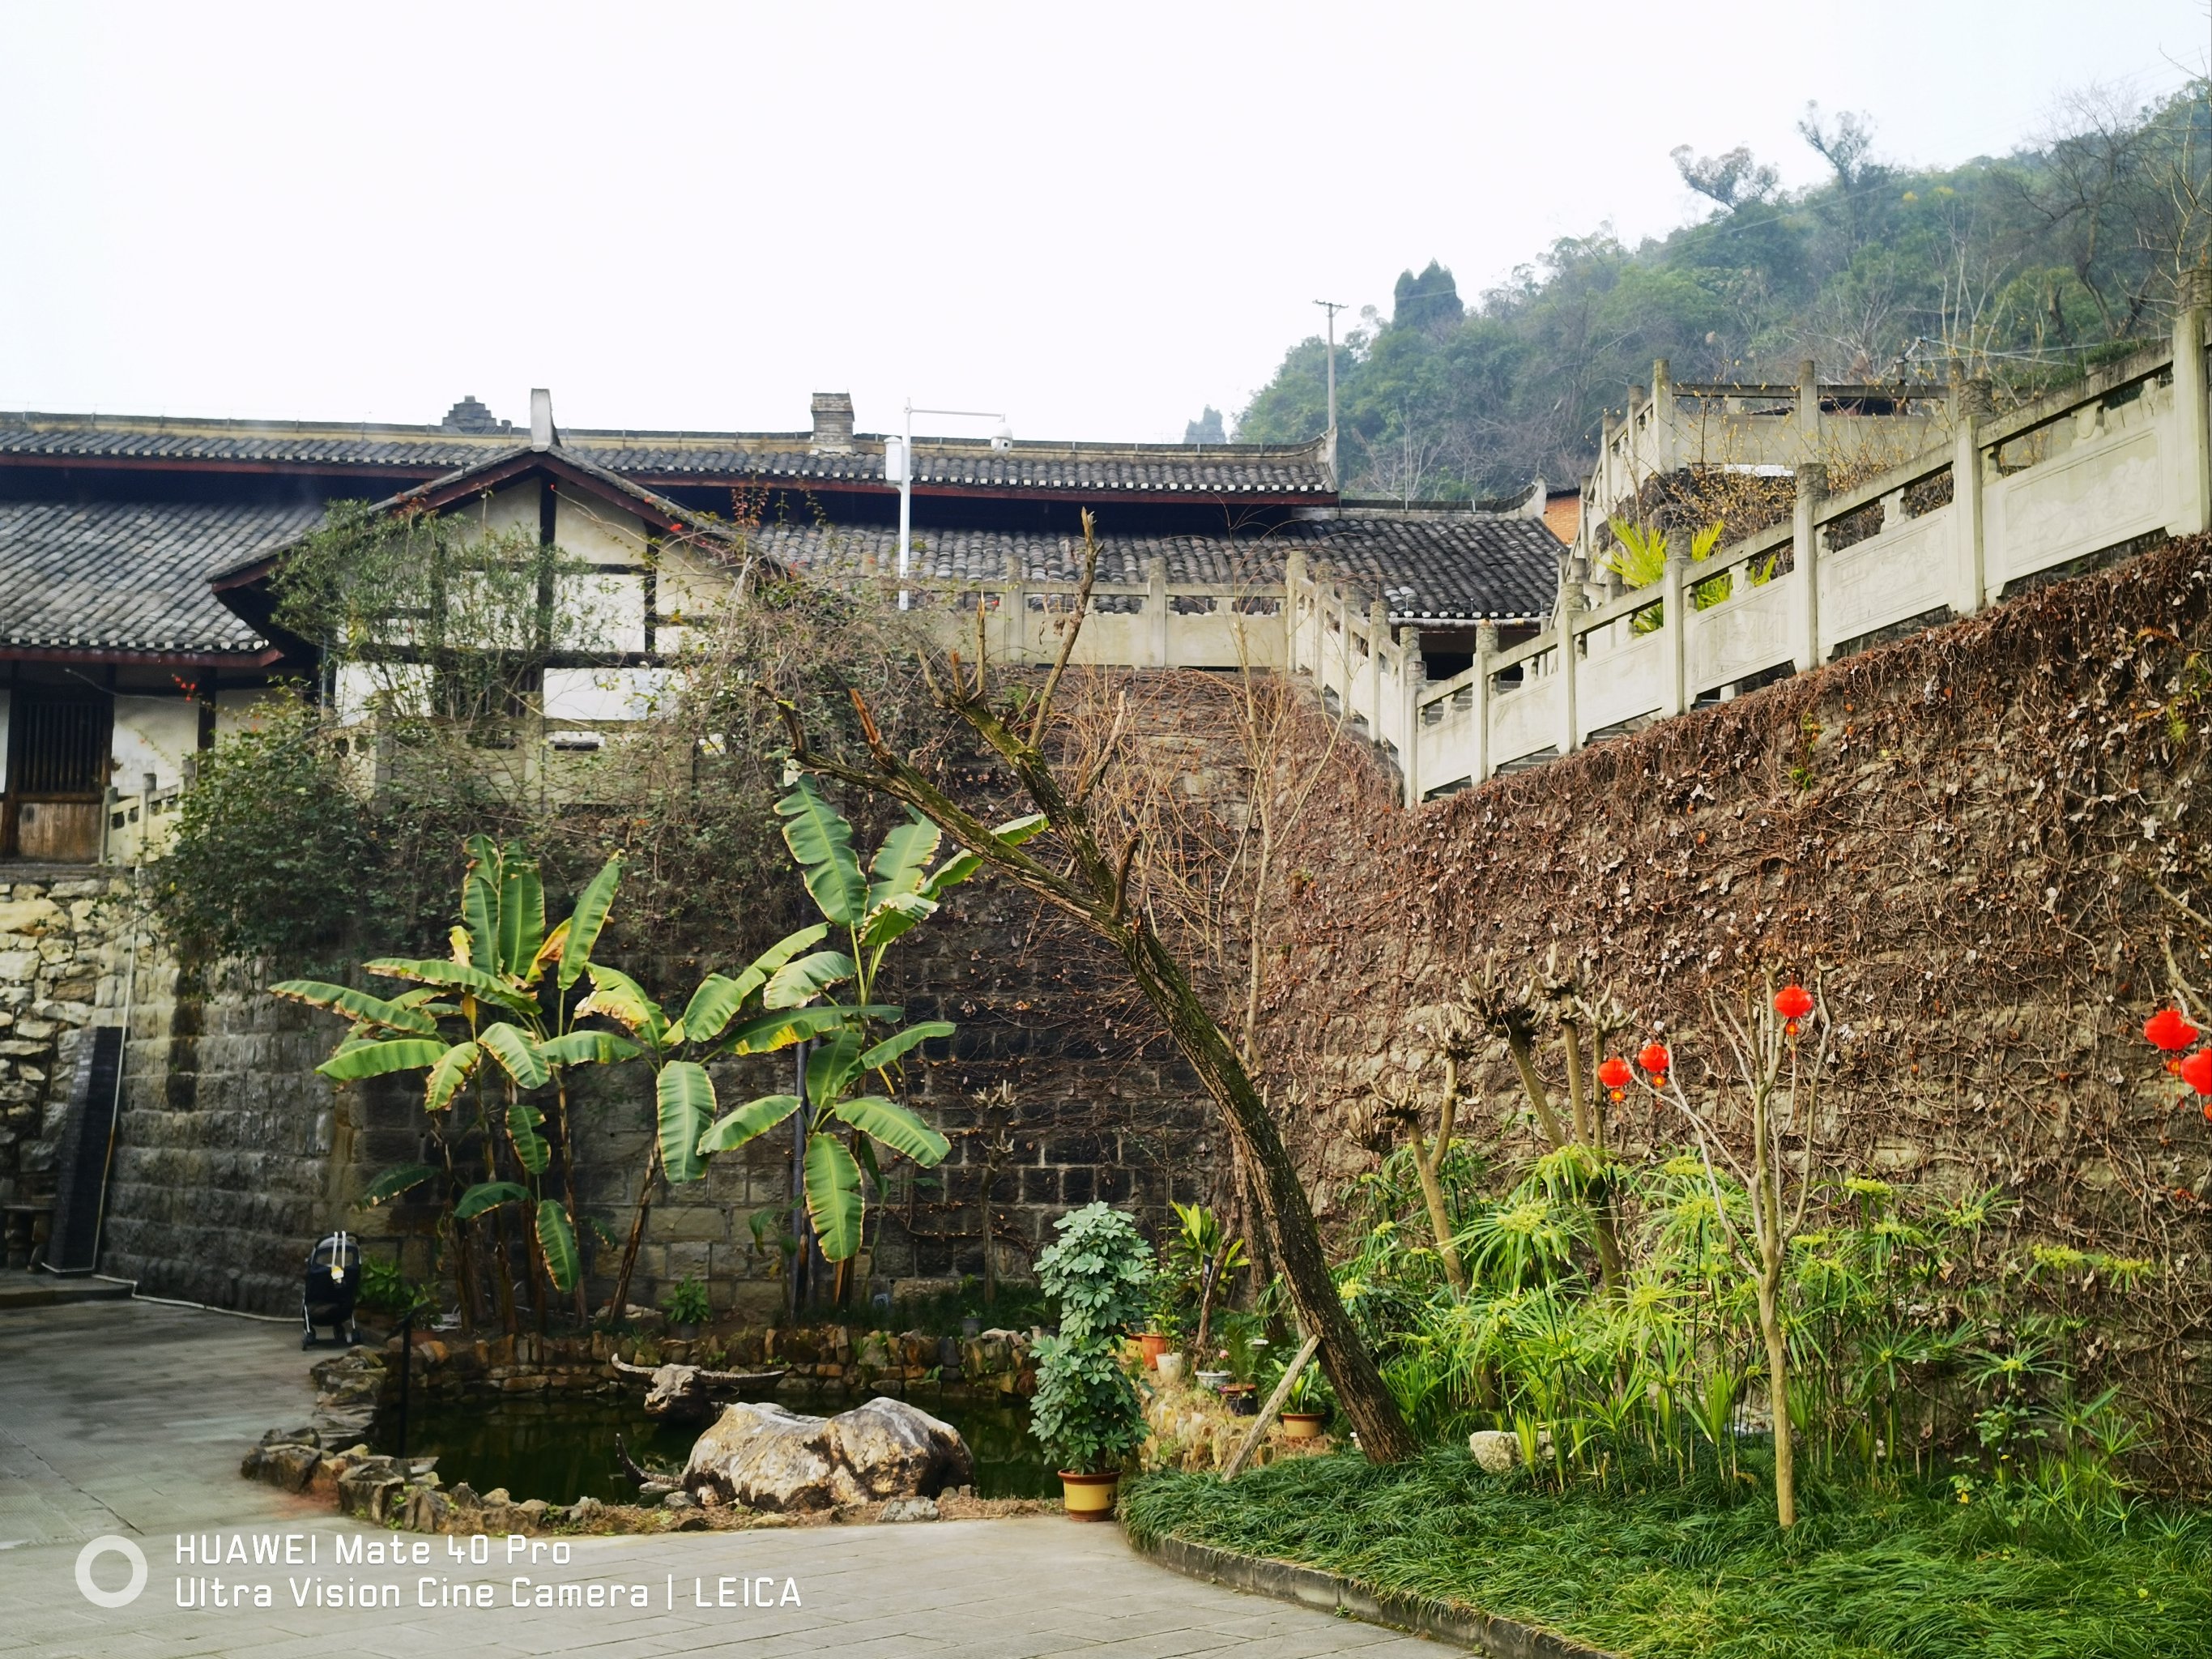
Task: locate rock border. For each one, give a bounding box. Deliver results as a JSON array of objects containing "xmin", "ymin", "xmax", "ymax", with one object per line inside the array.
[{"xmin": 1130, "ymin": 1532, "xmax": 1621, "ymax": 1659}]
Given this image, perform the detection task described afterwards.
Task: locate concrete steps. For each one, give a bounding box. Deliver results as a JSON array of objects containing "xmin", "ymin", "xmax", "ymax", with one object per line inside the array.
[{"xmin": 0, "ymin": 1272, "xmax": 135, "ymax": 1311}]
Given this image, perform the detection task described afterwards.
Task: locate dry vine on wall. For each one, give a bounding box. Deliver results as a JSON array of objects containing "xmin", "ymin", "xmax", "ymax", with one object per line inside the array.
[{"xmin": 1263, "ymin": 535, "xmax": 2212, "ymax": 1485}]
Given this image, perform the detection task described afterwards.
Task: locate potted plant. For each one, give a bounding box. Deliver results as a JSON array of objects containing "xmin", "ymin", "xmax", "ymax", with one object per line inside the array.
[
  {"xmin": 1137, "ymin": 1285, "xmax": 1185, "ymax": 1370},
  {"xmin": 1031, "ymin": 1202, "xmax": 1153, "ymax": 1520},
  {"xmin": 1276, "ymin": 1357, "xmax": 1332, "ymax": 1439},
  {"xmin": 658, "ymin": 1277, "xmax": 710, "ymax": 1340}
]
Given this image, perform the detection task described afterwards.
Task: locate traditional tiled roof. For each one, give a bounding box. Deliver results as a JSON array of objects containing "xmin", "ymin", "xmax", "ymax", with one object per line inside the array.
[
  {"xmin": 1293, "ymin": 510, "xmax": 1564, "ymax": 622},
  {"xmin": 0, "ymin": 412, "xmax": 1332, "ymax": 498},
  {"xmin": 743, "ymin": 509, "xmax": 1560, "ymax": 622},
  {"xmin": 0, "ymin": 500, "xmax": 316, "ymax": 655}
]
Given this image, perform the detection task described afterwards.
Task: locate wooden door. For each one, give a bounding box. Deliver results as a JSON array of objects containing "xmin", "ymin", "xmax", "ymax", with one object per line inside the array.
[{"xmin": 2, "ymin": 690, "xmax": 111, "ymax": 862}]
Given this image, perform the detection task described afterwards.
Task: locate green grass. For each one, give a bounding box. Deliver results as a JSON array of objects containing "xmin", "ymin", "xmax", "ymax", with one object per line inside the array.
[{"xmin": 1120, "ymin": 1451, "xmax": 2212, "ymax": 1658}]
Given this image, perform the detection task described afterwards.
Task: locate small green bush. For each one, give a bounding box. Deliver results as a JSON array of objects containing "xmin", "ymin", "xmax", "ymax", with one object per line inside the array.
[
  {"xmin": 659, "ymin": 1277, "xmax": 711, "ymax": 1327},
  {"xmin": 1030, "ymin": 1203, "xmax": 1153, "ymax": 1475}
]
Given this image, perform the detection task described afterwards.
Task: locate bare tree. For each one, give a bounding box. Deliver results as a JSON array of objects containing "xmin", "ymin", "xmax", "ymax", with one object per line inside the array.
[
  {"xmin": 1672, "ymin": 144, "xmax": 1780, "ymax": 210},
  {"xmin": 773, "ymin": 513, "xmax": 1418, "ymax": 1461}
]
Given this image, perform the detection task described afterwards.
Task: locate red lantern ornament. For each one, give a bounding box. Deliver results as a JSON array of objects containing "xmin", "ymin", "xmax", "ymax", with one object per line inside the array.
[
  {"xmin": 2146, "ymin": 1008, "xmax": 2199, "ymax": 1076},
  {"xmin": 1774, "ymin": 984, "xmax": 1813, "ymax": 1036},
  {"xmin": 1597, "ymin": 1056, "xmax": 1633, "ymax": 1102},
  {"xmin": 1639, "ymin": 1042, "xmax": 1671, "ymax": 1078},
  {"xmin": 2181, "ymin": 1049, "xmax": 2212, "ymax": 1098}
]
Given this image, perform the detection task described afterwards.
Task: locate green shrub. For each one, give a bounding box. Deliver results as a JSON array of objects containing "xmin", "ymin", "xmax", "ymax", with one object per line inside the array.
[
  {"xmin": 659, "ymin": 1277, "xmax": 711, "ymax": 1327},
  {"xmin": 1031, "ymin": 1203, "xmax": 1153, "ymax": 1475}
]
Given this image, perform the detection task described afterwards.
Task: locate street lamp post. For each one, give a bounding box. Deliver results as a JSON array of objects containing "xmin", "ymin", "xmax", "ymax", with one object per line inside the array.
[{"xmin": 889, "ymin": 399, "xmax": 1011, "ymax": 610}]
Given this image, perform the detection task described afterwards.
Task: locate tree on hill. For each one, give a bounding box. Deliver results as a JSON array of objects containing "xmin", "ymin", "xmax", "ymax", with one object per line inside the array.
[
  {"xmin": 1233, "ymin": 79, "xmax": 2212, "ymax": 499},
  {"xmin": 1183, "ymin": 406, "xmax": 1225, "ymax": 444}
]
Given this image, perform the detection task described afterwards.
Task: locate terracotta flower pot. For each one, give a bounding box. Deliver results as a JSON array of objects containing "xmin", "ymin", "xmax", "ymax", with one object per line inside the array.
[
  {"xmin": 1138, "ymin": 1332, "xmax": 1172, "ymax": 1369},
  {"xmin": 1280, "ymin": 1411, "xmax": 1326, "ymax": 1440},
  {"xmin": 1059, "ymin": 1469, "xmax": 1120, "ymax": 1520}
]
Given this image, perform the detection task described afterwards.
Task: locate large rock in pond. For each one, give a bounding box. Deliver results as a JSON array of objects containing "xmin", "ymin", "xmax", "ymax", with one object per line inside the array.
[{"xmin": 682, "ymin": 1397, "xmax": 974, "ymax": 1512}]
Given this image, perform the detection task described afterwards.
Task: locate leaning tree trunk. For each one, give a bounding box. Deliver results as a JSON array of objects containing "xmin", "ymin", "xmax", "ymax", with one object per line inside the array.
[{"xmin": 1123, "ymin": 922, "xmax": 1417, "ymax": 1461}]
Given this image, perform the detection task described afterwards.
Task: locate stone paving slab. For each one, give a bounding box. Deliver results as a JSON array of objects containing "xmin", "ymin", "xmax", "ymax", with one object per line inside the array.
[{"xmin": 0, "ymin": 1303, "xmax": 1438, "ymax": 1658}]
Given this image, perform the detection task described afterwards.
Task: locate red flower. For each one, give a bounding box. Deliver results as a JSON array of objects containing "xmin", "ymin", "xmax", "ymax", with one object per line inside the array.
[
  {"xmin": 1774, "ymin": 985, "xmax": 1814, "ymax": 1021},
  {"xmin": 2182, "ymin": 1049, "xmax": 2212, "ymax": 1098},
  {"xmin": 2145, "ymin": 1008, "xmax": 2199, "ymax": 1052},
  {"xmin": 1639, "ymin": 1042, "xmax": 1671, "ymax": 1077},
  {"xmin": 1597, "ymin": 1056, "xmax": 1633, "ymax": 1101}
]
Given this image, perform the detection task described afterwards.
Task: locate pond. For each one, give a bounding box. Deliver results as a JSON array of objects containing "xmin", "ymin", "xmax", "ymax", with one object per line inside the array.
[{"xmin": 374, "ymin": 1391, "xmax": 1054, "ymax": 1505}]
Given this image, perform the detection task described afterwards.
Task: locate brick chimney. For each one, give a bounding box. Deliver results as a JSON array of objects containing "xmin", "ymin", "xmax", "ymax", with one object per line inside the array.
[{"xmin": 810, "ymin": 392, "xmax": 855, "ymax": 454}]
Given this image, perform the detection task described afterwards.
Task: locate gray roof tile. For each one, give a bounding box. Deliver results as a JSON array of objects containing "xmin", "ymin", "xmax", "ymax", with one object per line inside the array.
[
  {"xmin": 0, "ymin": 415, "xmax": 1331, "ymax": 497},
  {"xmin": 750, "ymin": 510, "xmax": 1559, "ymax": 622},
  {"xmin": 0, "ymin": 500, "xmax": 315, "ymax": 654}
]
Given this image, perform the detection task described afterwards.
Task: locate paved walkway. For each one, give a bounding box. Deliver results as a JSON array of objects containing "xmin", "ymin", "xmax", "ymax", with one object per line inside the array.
[{"xmin": 0, "ymin": 1303, "xmax": 1434, "ymax": 1659}]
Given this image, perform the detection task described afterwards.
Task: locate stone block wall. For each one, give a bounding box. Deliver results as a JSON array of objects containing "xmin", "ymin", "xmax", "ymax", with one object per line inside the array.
[{"xmin": 0, "ymin": 868, "xmax": 133, "ymax": 1266}]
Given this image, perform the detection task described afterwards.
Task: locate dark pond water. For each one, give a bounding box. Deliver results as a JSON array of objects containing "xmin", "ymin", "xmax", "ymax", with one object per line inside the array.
[{"xmin": 375, "ymin": 1392, "xmax": 1053, "ymax": 1505}]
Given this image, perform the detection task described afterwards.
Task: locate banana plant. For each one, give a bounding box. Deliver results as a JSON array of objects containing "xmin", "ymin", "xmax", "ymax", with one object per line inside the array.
[
  {"xmin": 569, "ymin": 928, "xmax": 900, "ymax": 1320},
  {"xmin": 272, "ymin": 838, "xmax": 631, "ymax": 1325},
  {"xmin": 688, "ymin": 776, "xmax": 1044, "ymax": 1276}
]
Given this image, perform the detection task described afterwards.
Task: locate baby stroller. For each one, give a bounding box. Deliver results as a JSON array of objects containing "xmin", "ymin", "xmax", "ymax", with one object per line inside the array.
[{"xmin": 301, "ymin": 1230, "xmax": 361, "ymax": 1350}]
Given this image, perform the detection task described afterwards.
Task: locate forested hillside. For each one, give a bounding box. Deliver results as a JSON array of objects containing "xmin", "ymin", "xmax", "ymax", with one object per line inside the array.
[{"xmin": 1231, "ymin": 85, "xmax": 2212, "ymax": 500}]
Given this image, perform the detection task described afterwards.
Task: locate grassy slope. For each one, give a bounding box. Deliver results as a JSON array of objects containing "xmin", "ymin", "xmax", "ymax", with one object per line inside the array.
[{"xmin": 1120, "ymin": 1452, "xmax": 2212, "ymax": 1659}]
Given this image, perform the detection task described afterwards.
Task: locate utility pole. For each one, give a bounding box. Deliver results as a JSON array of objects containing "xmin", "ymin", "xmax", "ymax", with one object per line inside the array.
[
  {"xmin": 892, "ymin": 400, "xmax": 1010, "ymax": 612},
  {"xmin": 1312, "ymin": 299, "xmax": 1345, "ymax": 440}
]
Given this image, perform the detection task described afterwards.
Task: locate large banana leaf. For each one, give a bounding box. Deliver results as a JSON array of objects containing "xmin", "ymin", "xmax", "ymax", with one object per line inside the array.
[
  {"xmin": 763, "ymin": 950, "xmax": 857, "ymax": 1009},
  {"xmin": 424, "ymin": 1040, "xmax": 482, "ymax": 1110},
  {"xmin": 714, "ymin": 1002, "xmax": 899, "ymax": 1057},
  {"xmin": 535, "ymin": 1200, "xmax": 580, "ymax": 1292},
  {"xmin": 831, "ymin": 1096, "xmax": 951, "ymax": 1165},
  {"xmin": 479, "ymin": 1022, "xmax": 551, "ymax": 1090},
  {"xmin": 859, "ymin": 891, "xmax": 937, "ymax": 951},
  {"xmin": 776, "ymin": 776, "xmax": 867, "ymax": 926},
  {"xmin": 360, "ymin": 1162, "xmax": 439, "ymax": 1206},
  {"xmin": 676, "ymin": 975, "xmax": 748, "ymax": 1049},
  {"xmin": 696, "ymin": 1092, "xmax": 805, "ymax": 1154},
  {"xmin": 656, "ymin": 1060, "xmax": 715, "ymax": 1184},
  {"xmin": 804, "ymin": 1132, "xmax": 864, "ymax": 1260},
  {"xmin": 535, "ymin": 1030, "xmax": 640, "ymax": 1067},
  {"xmin": 724, "ymin": 923, "xmax": 832, "ymax": 1007},
  {"xmin": 455, "ymin": 1180, "xmax": 527, "ymax": 1221},
  {"xmin": 918, "ymin": 812, "xmax": 1050, "ymax": 898},
  {"xmin": 578, "ymin": 963, "xmax": 668, "ymax": 1048},
  {"xmin": 858, "ymin": 1020, "xmax": 957, "ymax": 1074},
  {"xmin": 867, "ymin": 816, "xmax": 942, "ymax": 910},
  {"xmin": 498, "ymin": 859, "xmax": 545, "ymax": 979},
  {"xmin": 318, "ymin": 1038, "xmax": 450, "ymax": 1081},
  {"xmin": 560, "ymin": 854, "xmax": 624, "ymax": 991},
  {"xmin": 269, "ymin": 980, "xmax": 439, "ymax": 1037},
  {"xmin": 507, "ymin": 1095, "xmax": 550, "ymax": 1173},
  {"xmin": 805, "ymin": 1030, "xmax": 864, "ymax": 1107},
  {"xmin": 529, "ymin": 918, "xmax": 569, "ymax": 986},
  {"xmin": 364, "ymin": 957, "xmax": 538, "ymax": 1016},
  {"xmin": 462, "ymin": 867, "xmax": 500, "ymax": 975}
]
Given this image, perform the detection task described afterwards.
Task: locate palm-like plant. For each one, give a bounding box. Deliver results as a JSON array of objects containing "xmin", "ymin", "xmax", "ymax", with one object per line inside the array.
[
  {"xmin": 275, "ymin": 838, "xmax": 632, "ymax": 1324},
  {"xmin": 688, "ymin": 776, "xmax": 1040, "ymax": 1285}
]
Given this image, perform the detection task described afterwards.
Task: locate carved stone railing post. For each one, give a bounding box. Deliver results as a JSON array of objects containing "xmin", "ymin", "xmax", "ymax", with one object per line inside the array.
[
  {"xmin": 1473, "ymin": 621, "xmax": 1496, "ymax": 784},
  {"xmin": 1284, "ymin": 551, "xmax": 1306, "ymax": 676},
  {"xmin": 1368, "ymin": 597, "xmax": 1388, "ymax": 748},
  {"xmin": 2170, "ymin": 266, "xmax": 2212, "ymax": 540},
  {"xmin": 1660, "ymin": 537, "xmax": 1689, "ymax": 717},
  {"xmin": 1400, "ymin": 626, "xmax": 1423, "ymax": 805},
  {"xmin": 1556, "ymin": 593, "xmax": 1582, "ymax": 757},
  {"xmin": 1792, "ymin": 463, "xmax": 1826, "ymax": 672},
  {"xmin": 1951, "ymin": 377, "xmax": 1989, "ymax": 616},
  {"xmin": 1146, "ymin": 557, "xmax": 1169, "ymax": 668},
  {"xmin": 1000, "ymin": 549, "xmax": 1025, "ymax": 661}
]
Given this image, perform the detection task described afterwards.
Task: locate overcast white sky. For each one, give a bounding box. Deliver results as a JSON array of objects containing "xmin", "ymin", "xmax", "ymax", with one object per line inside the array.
[{"xmin": 1, "ymin": 2, "xmax": 2205, "ymax": 444}]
